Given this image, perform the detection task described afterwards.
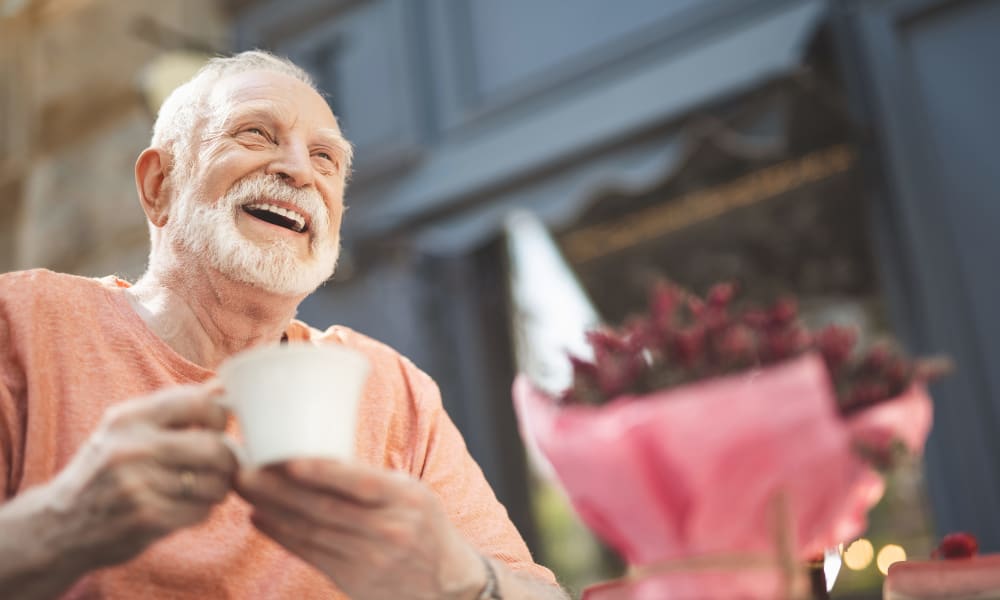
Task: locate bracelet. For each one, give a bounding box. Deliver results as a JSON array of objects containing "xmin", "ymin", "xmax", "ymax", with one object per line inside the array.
[{"xmin": 476, "ymin": 554, "xmax": 503, "ymax": 600}]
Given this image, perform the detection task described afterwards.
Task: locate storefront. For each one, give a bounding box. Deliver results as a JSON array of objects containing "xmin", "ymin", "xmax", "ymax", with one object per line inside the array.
[{"xmin": 235, "ymin": 0, "xmax": 1000, "ymax": 586}]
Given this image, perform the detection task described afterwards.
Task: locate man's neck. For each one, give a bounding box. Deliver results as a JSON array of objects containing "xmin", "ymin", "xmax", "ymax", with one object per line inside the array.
[{"xmin": 126, "ymin": 264, "xmax": 305, "ymax": 370}]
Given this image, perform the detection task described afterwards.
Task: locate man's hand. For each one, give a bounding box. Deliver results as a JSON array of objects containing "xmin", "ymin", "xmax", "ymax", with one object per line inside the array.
[
  {"xmin": 236, "ymin": 459, "xmax": 488, "ymax": 600},
  {"xmin": 0, "ymin": 383, "xmax": 239, "ymax": 598},
  {"xmin": 51, "ymin": 383, "xmax": 239, "ymax": 564}
]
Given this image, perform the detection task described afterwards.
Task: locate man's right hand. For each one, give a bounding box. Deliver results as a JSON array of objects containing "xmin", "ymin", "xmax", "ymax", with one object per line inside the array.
[{"xmin": 0, "ymin": 383, "xmax": 238, "ymax": 598}]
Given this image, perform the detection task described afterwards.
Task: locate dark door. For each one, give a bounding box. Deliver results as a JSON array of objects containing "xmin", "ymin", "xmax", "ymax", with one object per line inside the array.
[{"xmin": 833, "ymin": 0, "xmax": 1000, "ymax": 549}]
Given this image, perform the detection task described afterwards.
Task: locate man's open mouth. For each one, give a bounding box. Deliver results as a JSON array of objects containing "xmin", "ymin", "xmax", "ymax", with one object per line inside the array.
[{"xmin": 242, "ymin": 203, "xmax": 308, "ymax": 233}]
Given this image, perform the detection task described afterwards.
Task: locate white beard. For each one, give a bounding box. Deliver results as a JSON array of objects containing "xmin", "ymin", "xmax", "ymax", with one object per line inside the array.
[{"xmin": 166, "ymin": 173, "xmax": 340, "ymax": 296}]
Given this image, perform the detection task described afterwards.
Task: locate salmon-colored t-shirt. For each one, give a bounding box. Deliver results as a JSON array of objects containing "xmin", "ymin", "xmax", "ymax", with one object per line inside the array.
[{"xmin": 0, "ymin": 269, "xmax": 554, "ymax": 598}]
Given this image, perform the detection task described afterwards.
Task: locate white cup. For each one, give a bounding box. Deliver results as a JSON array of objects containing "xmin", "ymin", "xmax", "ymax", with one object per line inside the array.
[{"xmin": 217, "ymin": 342, "xmax": 370, "ymax": 468}]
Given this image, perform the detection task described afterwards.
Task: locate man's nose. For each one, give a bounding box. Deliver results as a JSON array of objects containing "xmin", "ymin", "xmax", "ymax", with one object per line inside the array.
[{"xmin": 266, "ymin": 142, "xmax": 314, "ymax": 188}]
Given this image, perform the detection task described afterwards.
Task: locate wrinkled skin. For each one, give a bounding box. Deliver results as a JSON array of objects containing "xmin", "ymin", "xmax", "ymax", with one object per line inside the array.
[
  {"xmin": 237, "ymin": 459, "xmax": 484, "ymax": 600},
  {"xmin": 0, "ymin": 384, "xmax": 237, "ymax": 598}
]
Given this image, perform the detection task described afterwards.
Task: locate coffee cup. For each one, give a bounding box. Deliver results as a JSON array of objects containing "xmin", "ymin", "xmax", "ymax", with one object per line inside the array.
[{"xmin": 217, "ymin": 342, "xmax": 370, "ymax": 468}]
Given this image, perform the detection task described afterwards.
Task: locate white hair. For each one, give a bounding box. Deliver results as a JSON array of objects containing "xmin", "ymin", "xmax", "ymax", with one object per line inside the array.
[{"xmin": 151, "ymin": 50, "xmax": 329, "ymax": 178}]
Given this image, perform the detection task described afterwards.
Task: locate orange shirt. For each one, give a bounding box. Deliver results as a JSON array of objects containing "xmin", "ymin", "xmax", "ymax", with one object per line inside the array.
[{"xmin": 0, "ymin": 269, "xmax": 554, "ymax": 598}]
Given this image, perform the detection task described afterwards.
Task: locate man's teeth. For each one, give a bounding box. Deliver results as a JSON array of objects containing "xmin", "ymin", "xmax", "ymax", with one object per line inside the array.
[{"xmin": 245, "ymin": 203, "xmax": 306, "ymax": 232}]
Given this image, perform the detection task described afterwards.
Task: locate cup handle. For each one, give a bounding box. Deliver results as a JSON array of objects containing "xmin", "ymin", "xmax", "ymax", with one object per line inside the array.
[
  {"xmin": 214, "ymin": 388, "xmax": 234, "ymax": 410},
  {"xmin": 222, "ymin": 434, "xmax": 250, "ymax": 468},
  {"xmin": 213, "ymin": 391, "xmax": 249, "ymax": 468}
]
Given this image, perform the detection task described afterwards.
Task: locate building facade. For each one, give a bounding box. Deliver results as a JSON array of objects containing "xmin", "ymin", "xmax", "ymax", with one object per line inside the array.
[
  {"xmin": 3, "ymin": 0, "xmax": 999, "ymax": 587},
  {"xmin": 234, "ymin": 0, "xmax": 1000, "ymax": 560}
]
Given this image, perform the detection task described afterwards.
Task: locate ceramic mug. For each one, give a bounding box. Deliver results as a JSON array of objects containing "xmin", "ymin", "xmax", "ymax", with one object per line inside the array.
[{"xmin": 217, "ymin": 342, "xmax": 370, "ymax": 468}]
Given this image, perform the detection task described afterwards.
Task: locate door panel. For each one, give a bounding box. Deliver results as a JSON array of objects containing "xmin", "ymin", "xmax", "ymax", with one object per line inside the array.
[{"xmin": 834, "ymin": 0, "xmax": 1000, "ymax": 548}]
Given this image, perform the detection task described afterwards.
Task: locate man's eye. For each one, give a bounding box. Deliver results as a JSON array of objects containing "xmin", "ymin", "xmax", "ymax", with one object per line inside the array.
[
  {"xmin": 244, "ymin": 128, "xmax": 269, "ymax": 139},
  {"xmin": 313, "ymin": 152, "xmax": 340, "ymax": 172}
]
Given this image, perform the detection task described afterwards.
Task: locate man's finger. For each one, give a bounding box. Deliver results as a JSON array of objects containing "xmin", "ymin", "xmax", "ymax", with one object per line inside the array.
[
  {"xmin": 146, "ymin": 464, "xmax": 233, "ymax": 504},
  {"xmin": 250, "ymin": 507, "xmax": 352, "ymax": 562},
  {"xmin": 121, "ymin": 384, "xmax": 228, "ymax": 430},
  {"xmin": 151, "ymin": 429, "xmax": 239, "ymax": 475},
  {"xmin": 123, "ymin": 484, "xmax": 216, "ymax": 537},
  {"xmin": 236, "ymin": 467, "xmax": 371, "ymax": 534},
  {"xmin": 284, "ymin": 459, "xmax": 406, "ymax": 506}
]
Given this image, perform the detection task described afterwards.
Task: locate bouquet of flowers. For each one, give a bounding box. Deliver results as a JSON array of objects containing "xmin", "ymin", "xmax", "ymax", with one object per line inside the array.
[{"xmin": 513, "ymin": 282, "xmax": 948, "ymax": 599}]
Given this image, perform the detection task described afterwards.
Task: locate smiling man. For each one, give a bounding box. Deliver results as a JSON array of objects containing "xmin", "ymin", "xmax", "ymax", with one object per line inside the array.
[{"xmin": 0, "ymin": 51, "xmax": 566, "ymax": 600}]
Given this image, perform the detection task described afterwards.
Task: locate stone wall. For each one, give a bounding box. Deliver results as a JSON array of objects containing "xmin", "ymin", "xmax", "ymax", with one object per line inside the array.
[{"xmin": 0, "ymin": 0, "xmax": 229, "ymax": 278}]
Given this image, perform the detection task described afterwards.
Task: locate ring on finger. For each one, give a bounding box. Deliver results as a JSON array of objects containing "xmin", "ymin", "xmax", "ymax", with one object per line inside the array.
[{"xmin": 179, "ymin": 469, "xmax": 196, "ymax": 499}]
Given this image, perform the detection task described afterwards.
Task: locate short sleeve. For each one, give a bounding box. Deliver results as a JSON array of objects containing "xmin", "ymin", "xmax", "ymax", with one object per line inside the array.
[
  {"xmin": 0, "ymin": 381, "xmax": 15, "ymax": 501},
  {"xmin": 0, "ymin": 301, "xmax": 24, "ymax": 501},
  {"xmin": 406, "ymin": 367, "xmax": 557, "ymax": 585}
]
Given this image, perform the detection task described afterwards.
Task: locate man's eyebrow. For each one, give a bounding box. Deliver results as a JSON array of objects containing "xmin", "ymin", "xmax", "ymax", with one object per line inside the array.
[{"xmin": 313, "ymin": 128, "xmax": 355, "ymax": 168}]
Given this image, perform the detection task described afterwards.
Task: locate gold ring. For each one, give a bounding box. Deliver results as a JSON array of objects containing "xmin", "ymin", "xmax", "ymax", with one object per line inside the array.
[{"xmin": 180, "ymin": 470, "xmax": 196, "ymax": 499}]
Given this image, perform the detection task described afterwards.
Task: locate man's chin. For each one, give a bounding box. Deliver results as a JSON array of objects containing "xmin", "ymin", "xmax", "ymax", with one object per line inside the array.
[
  {"xmin": 233, "ymin": 267, "xmax": 333, "ymax": 297},
  {"xmin": 226, "ymin": 255, "xmax": 338, "ymax": 297}
]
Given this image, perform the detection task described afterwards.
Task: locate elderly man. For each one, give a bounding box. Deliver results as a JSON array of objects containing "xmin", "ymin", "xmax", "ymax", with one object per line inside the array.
[{"xmin": 0, "ymin": 51, "xmax": 566, "ymax": 599}]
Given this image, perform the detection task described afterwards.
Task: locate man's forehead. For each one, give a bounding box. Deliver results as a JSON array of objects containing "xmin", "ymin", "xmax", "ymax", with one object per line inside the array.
[{"xmin": 208, "ymin": 71, "xmax": 340, "ymax": 131}]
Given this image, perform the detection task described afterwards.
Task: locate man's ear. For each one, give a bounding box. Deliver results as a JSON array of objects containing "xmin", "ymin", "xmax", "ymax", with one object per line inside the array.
[{"xmin": 135, "ymin": 147, "xmax": 173, "ymax": 228}]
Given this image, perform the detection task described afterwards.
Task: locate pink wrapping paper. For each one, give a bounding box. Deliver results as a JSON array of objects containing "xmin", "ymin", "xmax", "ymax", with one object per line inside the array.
[
  {"xmin": 580, "ymin": 567, "xmax": 793, "ymax": 600},
  {"xmin": 847, "ymin": 384, "xmax": 933, "ymax": 455},
  {"xmin": 513, "ymin": 354, "xmax": 934, "ymax": 598},
  {"xmin": 828, "ymin": 384, "xmax": 933, "ymax": 545}
]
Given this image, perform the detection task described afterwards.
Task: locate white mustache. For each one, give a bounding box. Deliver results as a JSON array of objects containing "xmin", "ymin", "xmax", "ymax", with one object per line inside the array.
[{"xmin": 223, "ymin": 174, "xmax": 328, "ymax": 233}]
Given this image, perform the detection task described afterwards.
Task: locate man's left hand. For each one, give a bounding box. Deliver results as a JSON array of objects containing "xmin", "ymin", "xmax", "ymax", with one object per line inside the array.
[{"xmin": 236, "ymin": 459, "xmax": 486, "ymax": 600}]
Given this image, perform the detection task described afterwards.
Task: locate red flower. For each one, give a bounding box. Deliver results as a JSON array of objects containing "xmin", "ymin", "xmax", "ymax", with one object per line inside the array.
[
  {"xmin": 815, "ymin": 325, "xmax": 858, "ymax": 372},
  {"xmin": 932, "ymin": 532, "xmax": 979, "ymax": 559},
  {"xmin": 561, "ymin": 279, "xmax": 948, "ymax": 411},
  {"xmin": 671, "ymin": 325, "xmax": 706, "ymax": 368},
  {"xmin": 768, "ymin": 298, "xmax": 798, "ymax": 328},
  {"xmin": 743, "ymin": 310, "xmax": 770, "ymax": 329},
  {"xmin": 842, "ymin": 381, "xmax": 890, "ymax": 414},
  {"xmin": 586, "ymin": 329, "xmax": 630, "ymax": 358},
  {"xmin": 649, "ymin": 282, "xmax": 681, "ymax": 324},
  {"xmin": 762, "ymin": 327, "xmax": 811, "ymax": 363},
  {"xmin": 862, "ymin": 343, "xmax": 892, "ymax": 372},
  {"xmin": 569, "ymin": 355, "xmax": 598, "ymax": 380},
  {"xmin": 622, "ymin": 317, "xmax": 653, "ymax": 353},
  {"xmin": 596, "ymin": 352, "xmax": 645, "ymax": 397},
  {"xmin": 717, "ymin": 324, "xmax": 756, "ymax": 366},
  {"xmin": 685, "ymin": 296, "xmax": 706, "ymax": 320},
  {"xmin": 707, "ymin": 282, "xmax": 736, "ymax": 308},
  {"xmin": 884, "ymin": 358, "xmax": 910, "ymax": 390}
]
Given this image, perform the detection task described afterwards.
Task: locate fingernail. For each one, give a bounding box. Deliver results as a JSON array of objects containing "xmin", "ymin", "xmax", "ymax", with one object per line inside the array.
[{"xmin": 288, "ymin": 459, "xmax": 319, "ymax": 478}]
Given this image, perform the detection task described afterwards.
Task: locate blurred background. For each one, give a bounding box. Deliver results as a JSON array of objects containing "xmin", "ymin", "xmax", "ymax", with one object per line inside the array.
[{"xmin": 2, "ymin": 0, "xmax": 998, "ymax": 597}]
